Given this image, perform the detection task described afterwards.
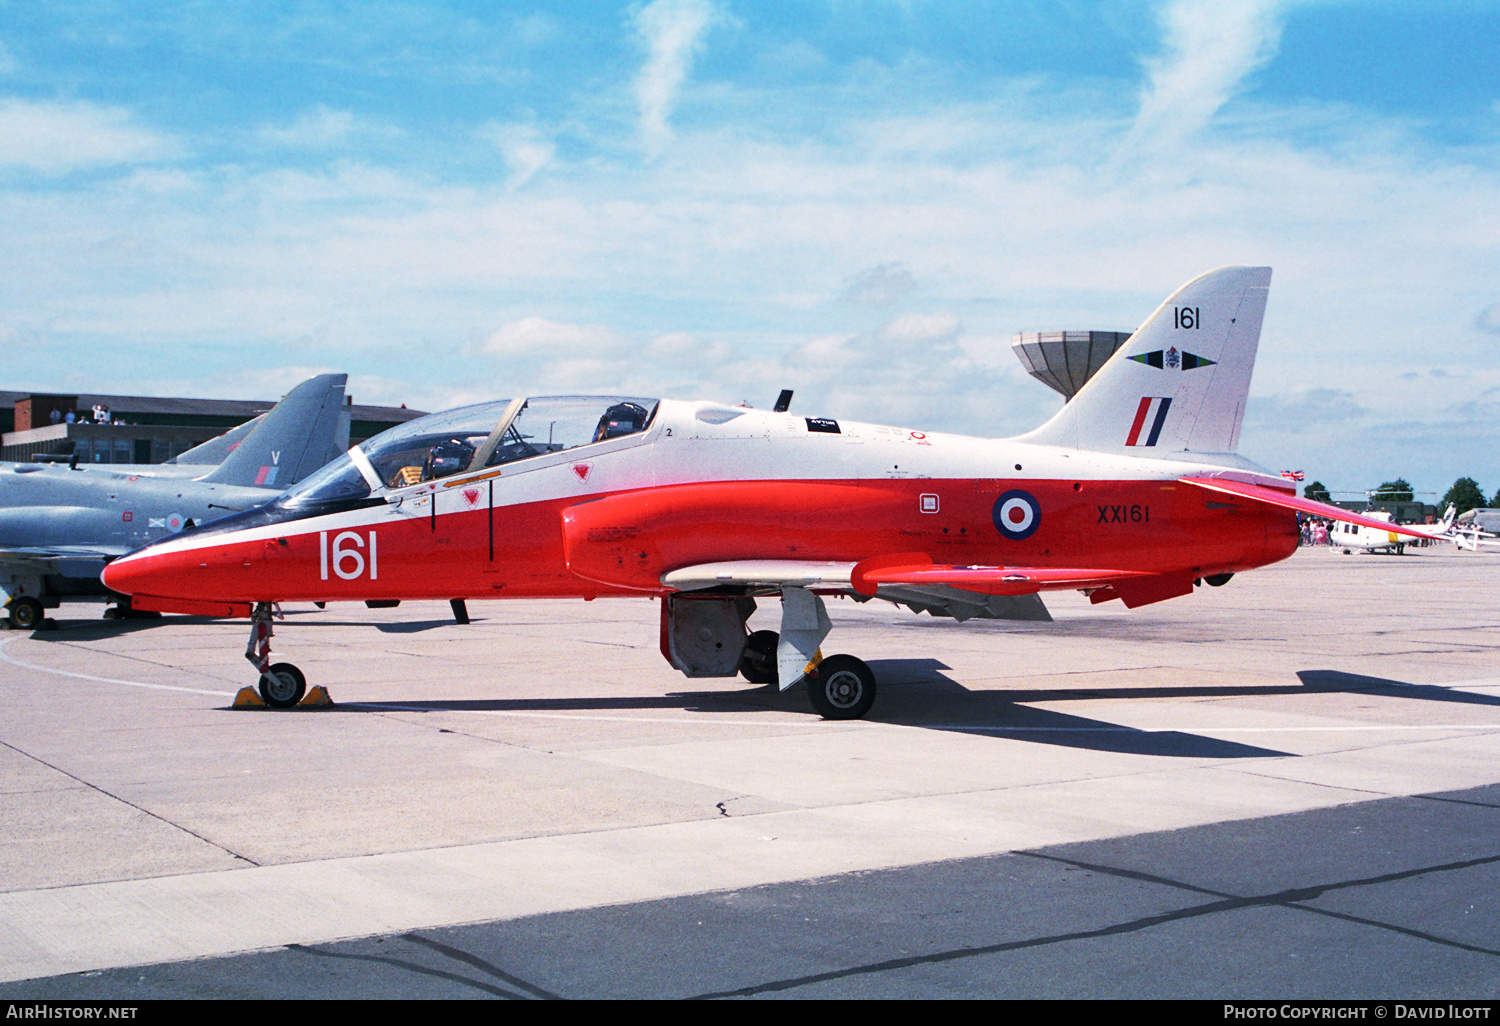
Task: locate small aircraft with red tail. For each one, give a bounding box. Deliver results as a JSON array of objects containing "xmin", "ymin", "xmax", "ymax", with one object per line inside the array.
[{"xmin": 101, "ymin": 266, "xmax": 1438, "ymax": 718}]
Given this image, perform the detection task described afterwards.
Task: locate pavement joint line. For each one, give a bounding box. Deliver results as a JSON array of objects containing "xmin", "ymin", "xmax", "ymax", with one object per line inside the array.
[{"xmin": 0, "ymin": 739, "xmax": 259, "ymax": 869}]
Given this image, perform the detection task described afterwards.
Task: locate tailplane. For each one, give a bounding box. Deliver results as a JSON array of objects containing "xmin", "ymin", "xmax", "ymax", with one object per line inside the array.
[{"xmin": 1018, "ymin": 266, "xmax": 1271, "ymax": 456}]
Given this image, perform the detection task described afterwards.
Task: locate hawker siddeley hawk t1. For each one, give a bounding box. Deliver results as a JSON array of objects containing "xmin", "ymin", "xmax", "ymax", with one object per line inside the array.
[
  {"xmin": 0, "ymin": 373, "xmax": 350, "ymax": 628},
  {"xmin": 101, "ymin": 268, "xmax": 1443, "ymax": 717}
]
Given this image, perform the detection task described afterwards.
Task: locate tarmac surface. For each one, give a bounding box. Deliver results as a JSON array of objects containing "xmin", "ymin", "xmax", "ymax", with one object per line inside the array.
[{"xmin": 1, "ymin": 545, "xmax": 1498, "ymax": 999}]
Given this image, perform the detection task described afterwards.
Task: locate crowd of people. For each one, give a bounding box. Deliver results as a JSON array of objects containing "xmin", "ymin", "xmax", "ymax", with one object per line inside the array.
[{"xmin": 1299, "ymin": 515, "xmax": 1334, "ymax": 546}]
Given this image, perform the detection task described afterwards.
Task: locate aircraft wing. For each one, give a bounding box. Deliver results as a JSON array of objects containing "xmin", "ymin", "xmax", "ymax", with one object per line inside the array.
[
  {"xmin": 660, "ymin": 554, "xmax": 1170, "ymax": 622},
  {"xmin": 847, "ymin": 557, "xmax": 1152, "ymax": 596},
  {"xmin": 0, "ymin": 545, "xmax": 122, "ymax": 578},
  {"xmin": 1179, "ymin": 476, "xmax": 1454, "ymax": 541},
  {"xmin": 661, "ymin": 557, "xmax": 1144, "ymax": 594}
]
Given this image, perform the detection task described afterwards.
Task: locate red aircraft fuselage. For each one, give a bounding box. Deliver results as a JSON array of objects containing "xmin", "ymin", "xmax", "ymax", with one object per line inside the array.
[{"xmin": 100, "ymin": 397, "xmax": 1300, "ymax": 615}]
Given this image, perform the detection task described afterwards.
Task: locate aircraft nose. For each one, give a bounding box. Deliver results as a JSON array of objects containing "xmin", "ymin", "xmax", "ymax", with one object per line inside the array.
[
  {"xmin": 101, "ymin": 550, "xmax": 154, "ymax": 596},
  {"xmin": 102, "ymin": 540, "xmax": 198, "ymax": 597}
]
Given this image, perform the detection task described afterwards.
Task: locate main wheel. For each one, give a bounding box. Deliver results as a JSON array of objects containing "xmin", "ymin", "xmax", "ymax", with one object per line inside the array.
[
  {"xmin": 259, "ymin": 662, "xmax": 307, "ymax": 709},
  {"xmin": 7, "ymin": 597, "xmax": 44, "ymax": 631},
  {"xmin": 806, "ymin": 654, "xmax": 876, "ymax": 720},
  {"xmin": 739, "ymin": 630, "xmax": 779, "ymax": 685}
]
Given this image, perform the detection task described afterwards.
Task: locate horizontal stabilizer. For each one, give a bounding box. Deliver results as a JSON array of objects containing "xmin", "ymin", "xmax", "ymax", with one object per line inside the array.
[{"xmin": 1179, "ymin": 477, "xmax": 1451, "ymax": 541}]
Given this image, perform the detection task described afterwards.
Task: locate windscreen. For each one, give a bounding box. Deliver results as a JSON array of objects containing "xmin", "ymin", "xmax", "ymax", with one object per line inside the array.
[{"xmin": 278, "ymin": 396, "xmax": 657, "ymax": 511}]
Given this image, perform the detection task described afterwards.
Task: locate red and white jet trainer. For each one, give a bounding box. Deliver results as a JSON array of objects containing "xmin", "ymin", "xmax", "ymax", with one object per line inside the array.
[{"xmin": 102, "ymin": 266, "xmax": 1435, "ymax": 717}]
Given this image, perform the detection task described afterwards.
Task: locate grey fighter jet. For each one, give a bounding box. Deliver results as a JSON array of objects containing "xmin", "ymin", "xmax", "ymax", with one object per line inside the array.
[{"xmin": 0, "ymin": 373, "xmax": 349, "ymax": 627}]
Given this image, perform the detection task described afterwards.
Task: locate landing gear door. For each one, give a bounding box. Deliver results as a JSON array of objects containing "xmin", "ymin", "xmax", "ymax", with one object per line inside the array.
[{"xmin": 662, "ymin": 594, "xmax": 756, "ymax": 677}]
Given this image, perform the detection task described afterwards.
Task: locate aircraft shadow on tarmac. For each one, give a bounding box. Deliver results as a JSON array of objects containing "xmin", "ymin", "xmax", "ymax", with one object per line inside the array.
[
  {"xmin": 854, "ymin": 658, "xmax": 1291, "ymax": 758},
  {"xmin": 335, "ymin": 658, "xmax": 1291, "ymax": 759}
]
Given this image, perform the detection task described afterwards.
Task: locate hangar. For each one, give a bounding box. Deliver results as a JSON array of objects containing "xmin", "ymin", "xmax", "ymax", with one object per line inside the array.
[{"xmin": 0, "ymin": 388, "xmax": 423, "ymax": 465}]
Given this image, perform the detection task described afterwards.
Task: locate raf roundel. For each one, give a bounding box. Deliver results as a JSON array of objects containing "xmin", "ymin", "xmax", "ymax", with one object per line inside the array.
[{"xmin": 992, "ymin": 489, "xmax": 1041, "ymax": 540}]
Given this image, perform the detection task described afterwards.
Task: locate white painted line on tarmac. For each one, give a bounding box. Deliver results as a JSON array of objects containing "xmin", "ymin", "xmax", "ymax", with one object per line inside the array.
[{"xmin": 0, "ymin": 637, "xmax": 235, "ymax": 698}]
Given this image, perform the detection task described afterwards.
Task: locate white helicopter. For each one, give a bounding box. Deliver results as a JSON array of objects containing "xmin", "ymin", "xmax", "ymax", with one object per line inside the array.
[{"xmin": 1327, "ymin": 504, "xmax": 1455, "ymax": 555}]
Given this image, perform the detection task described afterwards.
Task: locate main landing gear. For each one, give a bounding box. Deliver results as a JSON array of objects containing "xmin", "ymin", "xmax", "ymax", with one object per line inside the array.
[
  {"xmin": 663, "ymin": 589, "xmax": 881, "ymax": 719},
  {"xmin": 245, "ymin": 602, "xmax": 306, "ymax": 708},
  {"xmin": 4, "ymin": 596, "xmax": 45, "ymax": 631},
  {"xmin": 734, "ymin": 626, "xmax": 878, "ymax": 720},
  {"xmin": 804, "ymin": 654, "xmax": 877, "ymax": 720}
]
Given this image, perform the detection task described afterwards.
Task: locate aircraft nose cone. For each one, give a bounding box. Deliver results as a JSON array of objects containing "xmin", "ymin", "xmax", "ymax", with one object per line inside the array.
[{"xmin": 101, "ymin": 551, "xmax": 151, "ymax": 596}]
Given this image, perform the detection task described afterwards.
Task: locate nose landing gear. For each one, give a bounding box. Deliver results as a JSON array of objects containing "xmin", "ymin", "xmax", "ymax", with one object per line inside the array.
[{"xmin": 245, "ymin": 602, "xmax": 306, "ymax": 708}]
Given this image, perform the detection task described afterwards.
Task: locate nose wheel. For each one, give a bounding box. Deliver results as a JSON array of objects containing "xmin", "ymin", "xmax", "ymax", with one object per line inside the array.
[
  {"xmin": 245, "ymin": 602, "xmax": 307, "ymax": 709},
  {"xmin": 260, "ymin": 663, "xmax": 307, "ymax": 709},
  {"xmin": 806, "ymin": 654, "xmax": 876, "ymax": 720}
]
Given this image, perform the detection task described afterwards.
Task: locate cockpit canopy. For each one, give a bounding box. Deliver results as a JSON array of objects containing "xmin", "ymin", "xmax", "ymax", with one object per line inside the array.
[{"xmin": 280, "ymin": 396, "xmax": 659, "ymax": 510}]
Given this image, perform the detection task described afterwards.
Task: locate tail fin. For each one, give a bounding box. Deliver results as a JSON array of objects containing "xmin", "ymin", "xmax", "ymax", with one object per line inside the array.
[
  {"xmin": 1018, "ymin": 266, "xmax": 1271, "ymax": 455},
  {"xmin": 168, "ymin": 413, "xmax": 265, "ymax": 466},
  {"xmin": 200, "ymin": 373, "xmax": 349, "ymax": 488}
]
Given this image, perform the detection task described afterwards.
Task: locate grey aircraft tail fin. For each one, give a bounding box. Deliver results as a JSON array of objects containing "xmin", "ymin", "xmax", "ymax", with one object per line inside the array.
[
  {"xmin": 199, "ymin": 373, "xmax": 350, "ymax": 489},
  {"xmin": 169, "ymin": 413, "xmax": 265, "ymax": 466}
]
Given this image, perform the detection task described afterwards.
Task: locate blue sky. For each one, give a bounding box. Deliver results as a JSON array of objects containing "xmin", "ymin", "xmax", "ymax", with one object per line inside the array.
[{"xmin": 1, "ymin": 0, "xmax": 1497, "ymax": 500}]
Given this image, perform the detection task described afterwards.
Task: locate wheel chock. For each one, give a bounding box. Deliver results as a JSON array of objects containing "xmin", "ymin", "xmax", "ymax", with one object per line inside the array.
[
  {"xmin": 232, "ymin": 685, "xmax": 332, "ymax": 709},
  {"xmin": 233, "ymin": 687, "xmax": 267, "ymax": 708}
]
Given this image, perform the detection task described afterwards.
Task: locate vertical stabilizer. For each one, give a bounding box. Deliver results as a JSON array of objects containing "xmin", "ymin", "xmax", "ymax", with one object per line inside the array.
[
  {"xmin": 1017, "ymin": 267, "xmax": 1271, "ymax": 455},
  {"xmin": 200, "ymin": 374, "xmax": 349, "ymax": 488}
]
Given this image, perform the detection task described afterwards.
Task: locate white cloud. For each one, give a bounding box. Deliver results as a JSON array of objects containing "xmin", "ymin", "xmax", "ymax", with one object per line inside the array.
[
  {"xmin": 258, "ymin": 105, "xmax": 357, "ymax": 148},
  {"xmin": 482, "ymin": 316, "xmax": 623, "ymax": 357},
  {"xmin": 1129, "ymin": 0, "xmax": 1287, "ymax": 148},
  {"xmin": 0, "ymin": 98, "xmax": 171, "ymax": 172},
  {"xmin": 629, "ymin": 0, "xmax": 726, "ymax": 157},
  {"xmin": 878, "ymin": 311, "xmax": 961, "ymax": 346},
  {"xmin": 841, "ymin": 263, "xmax": 916, "ymax": 306},
  {"xmin": 347, "ymin": 375, "xmax": 492, "ymax": 415},
  {"xmin": 479, "ymin": 123, "xmax": 556, "ymax": 189}
]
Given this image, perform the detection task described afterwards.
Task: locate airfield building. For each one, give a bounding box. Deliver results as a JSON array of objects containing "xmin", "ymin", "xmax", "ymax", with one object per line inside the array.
[{"xmin": 0, "ymin": 389, "xmax": 424, "ymax": 465}]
